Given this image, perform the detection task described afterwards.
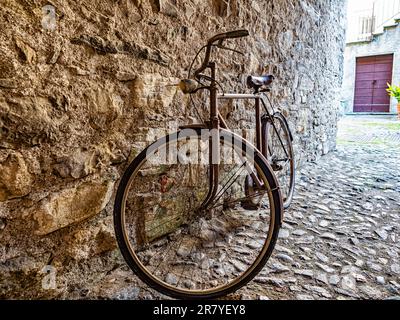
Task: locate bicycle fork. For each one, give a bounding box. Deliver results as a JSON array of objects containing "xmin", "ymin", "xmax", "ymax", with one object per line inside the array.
[{"xmin": 201, "ymin": 62, "xmax": 220, "ymax": 209}]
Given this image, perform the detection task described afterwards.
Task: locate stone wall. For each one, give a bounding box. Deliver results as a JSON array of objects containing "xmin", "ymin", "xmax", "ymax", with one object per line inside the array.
[
  {"xmin": 341, "ymin": 21, "xmax": 400, "ymax": 114},
  {"xmin": 0, "ymin": 0, "xmax": 346, "ymax": 299}
]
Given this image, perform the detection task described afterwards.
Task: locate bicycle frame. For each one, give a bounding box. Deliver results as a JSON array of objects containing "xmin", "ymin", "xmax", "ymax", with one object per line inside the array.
[
  {"xmin": 113, "ymin": 30, "xmax": 289, "ymax": 299},
  {"xmin": 198, "ymin": 61, "xmax": 290, "ymax": 209}
]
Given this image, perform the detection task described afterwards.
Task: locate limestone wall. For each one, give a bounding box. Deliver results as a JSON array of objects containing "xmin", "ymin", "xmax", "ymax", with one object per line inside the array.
[{"xmin": 0, "ymin": 0, "xmax": 346, "ymax": 298}]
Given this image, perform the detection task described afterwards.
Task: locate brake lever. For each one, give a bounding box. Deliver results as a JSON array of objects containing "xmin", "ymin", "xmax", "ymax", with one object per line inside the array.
[
  {"xmin": 214, "ymin": 44, "xmax": 244, "ymax": 55},
  {"xmin": 197, "ymin": 74, "xmax": 214, "ymax": 82}
]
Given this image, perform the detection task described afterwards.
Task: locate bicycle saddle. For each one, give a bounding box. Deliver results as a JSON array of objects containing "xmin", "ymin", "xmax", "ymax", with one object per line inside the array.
[{"xmin": 247, "ymin": 75, "xmax": 275, "ymax": 90}]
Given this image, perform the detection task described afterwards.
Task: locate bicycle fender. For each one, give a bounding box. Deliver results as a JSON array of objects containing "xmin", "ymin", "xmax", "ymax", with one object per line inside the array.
[{"xmin": 273, "ymin": 112, "xmax": 294, "ymax": 142}]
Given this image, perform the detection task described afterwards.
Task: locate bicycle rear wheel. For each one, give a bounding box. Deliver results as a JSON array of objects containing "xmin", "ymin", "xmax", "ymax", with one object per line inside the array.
[
  {"xmin": 263, "ymin": 112, "xmax": 295, "ymax": 209},
  {"xmin": 113, "ymin": 128, "xmax": 282, "ymax": 299}
]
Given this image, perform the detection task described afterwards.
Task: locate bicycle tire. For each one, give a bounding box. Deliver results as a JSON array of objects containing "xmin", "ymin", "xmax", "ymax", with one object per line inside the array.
[
  {"xmin": 113, "ymin": 128, "xmax": 283, "ymax": 299},
  {"xmin": 263, "ymin": 112, "xmax": 295, "ymax": 209}
]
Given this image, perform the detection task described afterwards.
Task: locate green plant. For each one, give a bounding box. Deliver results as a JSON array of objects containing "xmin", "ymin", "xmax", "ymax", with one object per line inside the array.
[{"xmin": 386, "ymin": 83, "xmax": 400, "ymax": 103}]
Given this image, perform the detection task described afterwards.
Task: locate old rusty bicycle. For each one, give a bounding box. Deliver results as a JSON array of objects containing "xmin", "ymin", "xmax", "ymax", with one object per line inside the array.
[{"xmin": 113, "ymin": 30, "xmax": 295, "ymax": 299}]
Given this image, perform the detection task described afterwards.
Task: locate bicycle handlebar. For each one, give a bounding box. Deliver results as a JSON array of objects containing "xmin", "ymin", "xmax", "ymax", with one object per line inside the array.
[
  {"xmin": 207, "ymin": 29, "xmax": 250, "ymax": 44},
  {"xmin": 193, "ymin": 29, "xmax": 249, "ymax": 78}
]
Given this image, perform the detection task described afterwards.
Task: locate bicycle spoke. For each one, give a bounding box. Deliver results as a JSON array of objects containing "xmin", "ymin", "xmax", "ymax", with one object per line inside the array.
[
  {"xmin": 116, "ymin": 130, "xmax": 280, "ymax": 298},
  {"xmin": 209, "ymin": 164, "xmax": 248, "ymax": 208},
  {"xmin": 206, "ymin": 190, "xmax": 268, "ymax": 211},
  {"xmin": 153, "ymin": 232, "xmax": 186, "ymax": 274},
  {"xmin": 176, "ymin": 239, "xmax": 198, "ymax": 288},
  {"xmin": 213, "ymin": 162, "xmax": 247, "ymax": 199}
]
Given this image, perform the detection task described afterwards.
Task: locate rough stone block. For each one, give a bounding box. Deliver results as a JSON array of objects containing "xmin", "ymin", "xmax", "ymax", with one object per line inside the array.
[
  {"xmin": 32, "ymin": 179, "xmax": 114, "ymax": 235},
  {"xmin": 0, "ymin": 151, "xmax": 34, "ymax": 201}
]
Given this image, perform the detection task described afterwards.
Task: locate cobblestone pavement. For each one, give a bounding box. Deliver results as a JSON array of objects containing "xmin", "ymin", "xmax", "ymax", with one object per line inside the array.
[
  {"xmin": 234, "ymin": 115, "xmax": 400, "ymax": 300},
  {"xmin": 89, "ymin": 115, "xmax": 400, "ymax": 300},
  {"xmin": 337, "ymin": 115, "xmax": 400, "ymax": 146}
]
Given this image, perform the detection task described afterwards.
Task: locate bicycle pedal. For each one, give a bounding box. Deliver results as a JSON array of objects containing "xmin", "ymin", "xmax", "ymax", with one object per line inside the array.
[
  {"xmin": 271, "ymin": 164, "xmax": 283, "ymax": 171},
  {"xmin": 240, "ymin": 201, "xmax": 260, "ymax": 211}
]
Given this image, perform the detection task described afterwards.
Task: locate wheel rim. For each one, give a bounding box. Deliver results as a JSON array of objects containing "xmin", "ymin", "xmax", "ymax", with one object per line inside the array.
[
  {"xmin": 265, "ymin": 116, "xmax": 295, "ymax": 207},
  {"xmin": 118, "ymin": 131, "xmax": 277, "ymax": 296}
]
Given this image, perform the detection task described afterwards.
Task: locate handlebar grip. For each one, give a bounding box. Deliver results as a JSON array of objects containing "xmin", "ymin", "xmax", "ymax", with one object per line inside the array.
[
  {"xmin": 207, "ymin": 29, "xmax": 249, "ymax": 44},
  {"xmin": 223, "ymin": 29, "xmax": 250, "ymax": 39}
]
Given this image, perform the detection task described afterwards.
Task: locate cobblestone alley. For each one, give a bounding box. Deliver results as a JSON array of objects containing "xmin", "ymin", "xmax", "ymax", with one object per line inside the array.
[{"xmin": 83, "ymin": 115, "xmax": 400, "ymax": 300}]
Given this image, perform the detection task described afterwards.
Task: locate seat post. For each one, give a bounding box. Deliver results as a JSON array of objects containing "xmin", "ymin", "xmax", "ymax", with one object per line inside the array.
[{"xmin": 255, "ymin": 97, "xmax": 262, "ymax": 151}]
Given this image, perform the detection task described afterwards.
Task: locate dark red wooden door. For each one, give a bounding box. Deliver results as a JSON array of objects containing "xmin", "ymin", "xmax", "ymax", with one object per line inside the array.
[{"xmin": 354, "ymin": 54, "xmax": 393, "ymax": 112}]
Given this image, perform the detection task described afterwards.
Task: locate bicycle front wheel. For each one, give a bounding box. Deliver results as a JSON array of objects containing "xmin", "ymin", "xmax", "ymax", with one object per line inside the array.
[{"xmin": 113, "ymin": 128, "xmax": 282, "ymax": 299}]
